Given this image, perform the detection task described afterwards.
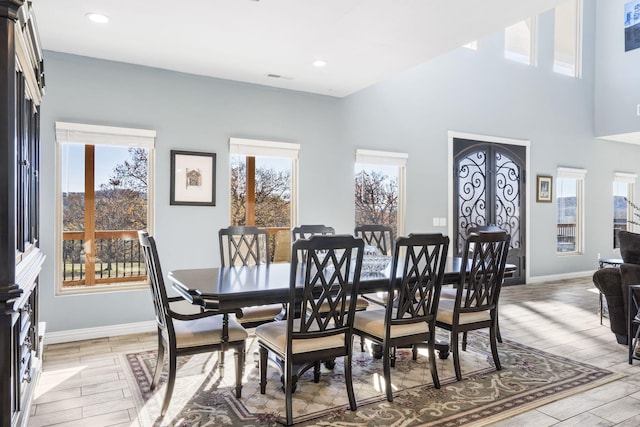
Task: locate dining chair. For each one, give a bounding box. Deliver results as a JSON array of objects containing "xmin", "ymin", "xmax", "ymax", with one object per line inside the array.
[
  {"xmin": 293, "ymin": 224, "xmax": 369, "ymax": 354},
  {"xmin": 256, "ymin": 234, "xmax": 364, "ymax": 426},
  {"xmin": 355, "ymin": 224, "xmax": 395, "ymax": 307},
  {"xmin": 218, "ymin": 226, "xmax": 284, "ymax": 326},
  {"xmin": 352, "ymin": 233, "xmax": 449, "ymax": 402},
  {"xmin": 354, "ymin": 224, "xmax": 395, "ymax": 255},
  {"xmin": 436, "ymin": 230, "xmax": 510, "ymax": 381},
  {"xmin": 138, "ymin": 231, "xmax": 248, "ymax": 417},
  {"xmin": 442, "ymin": 225, "xmax": 507, "ymax": 342}
]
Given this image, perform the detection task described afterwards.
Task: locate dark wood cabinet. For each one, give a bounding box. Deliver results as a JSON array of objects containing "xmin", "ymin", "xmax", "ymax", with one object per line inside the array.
[{"xmin": 0, "ymin": 2, "xmax": 45, "ymax": 426}]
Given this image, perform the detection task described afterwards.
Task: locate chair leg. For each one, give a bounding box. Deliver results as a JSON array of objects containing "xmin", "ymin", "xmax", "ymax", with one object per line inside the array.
[
  {"xmin": 360, "ymin": 336, "xmax": 366, "ymax": 352},
  {"xmin": 390, "ymin": 346, "xmax": 396, "ymax": 368},
  {"xmin": 490, "ymin": 325, "xmax": 501, "ymax": 371},
  {"xmin": 428, "ymin": 339, "xmax": 440, "ymax": 389},
  {"xmin": 218, "ymin": 350, "xmax": 226, "ymax": 379},
  {"xmin": 451, "ymin": 332, "xmax": 462, "ymax": 381},
  {"xmin": 313, "ymin": 361, "xmax": 321, "ymax": 383},
  {"xmin": 259, "ymin": 346, "xmax": 268, "ymax": 394},
  {"xmin": 383, "ymin": 346, "xmax": 393, "ymax": 402},
  {"xmin": 412, "ymin": 343, "xmax": 418, "ymax": 361},
  {"xmin": 234, "ymin": 343, "xmax": 245, "ymax": 398},
  {"xmin": 151, "ymin": 335, "xmax": 165, "ymax": 391},
  {"xmin": 344, "ymin": 353, "xmax": 357, "ymax": 411},
  {"xmin": 461, "ymin": 331, "xmax": 468, "ymax": 352},
  {"xmin": 161, "ymin": 350, "xmax": 177, "ymax": 417},
  {"xmin": 285, "ymin": 358, "xmax": 294, "ymax": 426}
]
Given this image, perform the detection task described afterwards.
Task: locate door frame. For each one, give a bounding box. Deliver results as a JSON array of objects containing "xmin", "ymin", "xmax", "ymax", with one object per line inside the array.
[{"xmin": 447, "ymin": 131, "xmax": 531, "ymax": 284}]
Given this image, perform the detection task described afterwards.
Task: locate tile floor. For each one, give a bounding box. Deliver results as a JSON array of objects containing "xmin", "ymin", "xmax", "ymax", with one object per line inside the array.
[{"xmin": 29, "ymin": 276, "xmax": 640, "ymax": 426}]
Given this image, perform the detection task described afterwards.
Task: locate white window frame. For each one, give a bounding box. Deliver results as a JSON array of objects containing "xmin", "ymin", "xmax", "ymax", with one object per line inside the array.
[
  {"xmin": 613, "ymin": 172, "xmax": 637, "ymax": 241},
  {"xmin": 553, "ymin": 0, "xmax": 583, "ymax": 78},
  {"xmin": 504, "ymin": 17, "xmax": 537, "ymax": 66},
  {"xmin": 55, "ymin": 121, "xmax": 156, "ymax": 294},
  {"xmin": 556, "ymin": 167, "xmax": 586, "ymax": 255},
  {"xmin": 355, "ymin": 149, "xmax": 407, "ymax": 236},
  {"xmin": 229, "ymin": 137, "xmax": 300, "ymax": 226}
]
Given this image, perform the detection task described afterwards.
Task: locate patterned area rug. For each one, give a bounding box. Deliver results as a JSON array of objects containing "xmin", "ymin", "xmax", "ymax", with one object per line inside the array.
[{"xmin": 125, "ymin": 333, "xmax": 620, "ymax": 427}]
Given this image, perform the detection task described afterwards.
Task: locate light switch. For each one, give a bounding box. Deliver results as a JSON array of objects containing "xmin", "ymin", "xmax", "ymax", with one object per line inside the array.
[
  {"xmin": 439, "ymin": 218, "xmax": 447, "ymax": 226},
  {"xmin": 433, "ymin": 217, "xmax": 439, "ymax": 226}
]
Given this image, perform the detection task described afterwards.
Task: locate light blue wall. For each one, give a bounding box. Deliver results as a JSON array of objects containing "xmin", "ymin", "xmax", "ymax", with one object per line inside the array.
[
  {"xmin": 40, "ymin": 53, "xmax": 347, "ymax": 332},
  {"xmin": 595, "ymin": 0, "xmax": 640, "ymax": 136},
  {"xmin": 38, "ymin": 0, "xmax": 640, "ymax": 333}
]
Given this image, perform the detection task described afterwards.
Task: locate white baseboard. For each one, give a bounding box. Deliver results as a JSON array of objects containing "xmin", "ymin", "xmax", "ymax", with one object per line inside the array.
[
  {"xmin": 527, "ymin": 270, "xmax": 594, "ymax": 284},
  {"xmin": 44, "ymin": 321, "xmax": 156, "ymax": 345}
]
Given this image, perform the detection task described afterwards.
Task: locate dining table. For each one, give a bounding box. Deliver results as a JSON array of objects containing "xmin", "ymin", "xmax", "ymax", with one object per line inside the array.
[
  {"xmin": 169, "ymin": 257, "xmax": 514, "ymax": 354},
  {"xmin": 169, "ymin": 256, "xmax": 511, "ymax": 311}
]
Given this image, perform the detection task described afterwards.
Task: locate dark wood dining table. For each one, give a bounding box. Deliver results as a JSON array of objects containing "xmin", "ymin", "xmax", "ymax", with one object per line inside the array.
[{"xmin": 169, "ymin": 257, "xmax": 515, "ymax": 312}]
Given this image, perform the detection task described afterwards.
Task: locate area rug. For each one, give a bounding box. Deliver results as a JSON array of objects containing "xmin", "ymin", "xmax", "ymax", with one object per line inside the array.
[{"xmin": 124, "ymin": 333, "xmax": 621, "ymax": 427}]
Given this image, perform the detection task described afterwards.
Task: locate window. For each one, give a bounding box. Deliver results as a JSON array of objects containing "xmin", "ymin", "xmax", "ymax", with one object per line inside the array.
[
  {"xmin": 55, "ymin": 122, "xmax": 155, "ymax": 293},
  {"xmin": 504, "ymin": 17, "xmax": 537, "ymax": 65},
  {"xmin": 554, "ymin": 0, "xmax": 582, "ymax": 77},
  {"xmin": 229, "ymin": 137, "xmax": 299, "ymax": 262},
  {"xmin": 556, "ymin": 167, "xmax": 586, "ymax": 254},
  {"xmin": 463, "ymin": 40, "xmax": 478, "ymax": 50},
  {"xmin": 613, "ymin": 172, "xmax": 637, "ymax": 248},
  {"xmin": 354, "ymin": 149, "xmax": 407, "ymax": 237}
]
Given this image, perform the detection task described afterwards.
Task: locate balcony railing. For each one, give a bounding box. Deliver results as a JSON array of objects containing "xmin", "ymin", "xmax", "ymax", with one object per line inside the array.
[
  {"xmin": 557, "ymin": 223, "xmax": 576, "ymax": 252},
  {"xmin": 62, "ymin": 229, "xmax": 146, "ymax": 287}
]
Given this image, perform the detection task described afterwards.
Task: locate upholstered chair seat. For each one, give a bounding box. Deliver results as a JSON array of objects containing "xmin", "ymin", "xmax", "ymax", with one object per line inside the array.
[
  {"xmin": 256, "ymin": 319, "xmax": 344, "ymax": 355},
  {"xmin": 354, "ymin": 309, "xmax": 430, "ymax": 339},
  {"xmin": 173, "ymin": 316, "xmax": 248, "ymax": 348},
  {"xmin": 436, "ymin": 299, "xmax": 492, "ymax": 325}
]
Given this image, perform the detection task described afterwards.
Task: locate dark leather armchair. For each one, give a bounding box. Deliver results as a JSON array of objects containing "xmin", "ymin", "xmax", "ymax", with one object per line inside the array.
[{"xmin": 593, "ymin": 231, "xmax": 640, "ymax": 345}]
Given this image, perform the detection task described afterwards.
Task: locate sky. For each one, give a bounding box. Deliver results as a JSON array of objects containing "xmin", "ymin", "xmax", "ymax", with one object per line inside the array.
[{"xmin": 61, "ymin": 144, "xmax": 133, "ymax": 193}]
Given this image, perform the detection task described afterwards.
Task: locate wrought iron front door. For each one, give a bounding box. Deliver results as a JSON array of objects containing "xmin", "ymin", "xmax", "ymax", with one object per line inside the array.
[{"xmin": 453, "ymin": 138, "xmax": 525, "ymax": 285}]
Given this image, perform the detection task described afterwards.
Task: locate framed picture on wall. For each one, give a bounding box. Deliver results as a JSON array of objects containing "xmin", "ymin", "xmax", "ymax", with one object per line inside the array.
[
  {"xmin": 170, "ymin": 150, "xmax": 216, "ymax": 206},
  {"xmin": 536, "ymin": 175, "xmax": 552, "ymax": 203}
]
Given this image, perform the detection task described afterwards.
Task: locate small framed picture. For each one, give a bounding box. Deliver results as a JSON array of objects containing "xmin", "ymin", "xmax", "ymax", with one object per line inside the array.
[
  {"xmin": 170, "ymin": 150, "xmax": 216, "ymax": 206},
  {"xmin": 536, "ymin": 175, "xmax": 552, "ymax": 203}
]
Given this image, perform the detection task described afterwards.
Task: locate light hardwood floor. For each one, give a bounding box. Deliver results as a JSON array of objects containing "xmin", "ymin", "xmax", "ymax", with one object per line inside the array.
[{"xmin": 29, "ymin": 276, "xmax": 640, "ymax": 426}]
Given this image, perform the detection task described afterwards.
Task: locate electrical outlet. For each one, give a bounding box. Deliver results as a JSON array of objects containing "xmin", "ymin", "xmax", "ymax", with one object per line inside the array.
[
  {"xmin": 439, "ymin": 218, "xmax": 447, "ymax": 226},
  {"xmin": 433, "ymin": 217, "xmax": 439, "ymax": 226},
  {"xmin": 637, "ymin": 104, "xmax": 640, "ymax": 116}
]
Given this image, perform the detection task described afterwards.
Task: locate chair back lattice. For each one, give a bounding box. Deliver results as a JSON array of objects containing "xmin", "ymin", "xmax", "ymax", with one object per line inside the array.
[
  {"xmin": 291, "ymin": 225, "xmax": 335, "ymax": 262},
  {"xmin": 355, "ymin": 224, "xmax": 394, "ymax": 255},
  {"xmin": 138, "ymin": 231, "xmax": 173, "ymax": 336},
  {"xmin": 288, "ymin": 235, "xmax": 364, "ymax": 342},
  {"xmin": 291, "ymin": 224, "xmax": 335, "ymax": 241},
  {"xmin": 219, "ymin": 226, "xmax": 270, "ymax": 267},
  {"xmin": 457, "ymin": 231, "xmax": 511, "ymax": 314},
  {"xmin": 387, "ymin": 233, "xmax": 449, "ymax": 328}
]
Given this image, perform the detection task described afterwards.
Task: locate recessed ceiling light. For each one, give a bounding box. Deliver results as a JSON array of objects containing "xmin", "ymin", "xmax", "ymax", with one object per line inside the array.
[
  {"xmin": 312, "ymin": 60, "xmax": 327, "ymax": 68},
  {"xmin": 86, "ymin": 12, "xmax": 109, "ymax": 24}
]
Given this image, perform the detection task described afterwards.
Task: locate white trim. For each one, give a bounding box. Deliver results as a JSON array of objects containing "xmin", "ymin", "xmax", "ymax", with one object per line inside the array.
[
  {"xmin": 447, "ymin": 131, "xmax": 531, "ymax": 283},
  {"xmin": 614, "ymin": 172, "xmax": 637, "ymax": 183},
  {"xmin": 55, "ymin": 122, "xmax": 156, "ymax": 148},
  {"xmin": 229, "ymin": 137, "xmax": 300, "ymax": 158},
  {"xmin": 355, "ymin": 149, "xmax": 408, "ymax": 167},
  {"xmin": 44, "ymin": 321, "xmax": 156, "ymax": 345},
  {"xmin": 557, "ymin": 167, "xmax": 587, "ymax": 179}
]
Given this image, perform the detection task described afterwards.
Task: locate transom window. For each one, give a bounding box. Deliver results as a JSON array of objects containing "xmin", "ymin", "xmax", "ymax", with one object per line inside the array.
[
  {"xmin": 55, "ymin": 122, "xmax": 155, "ymax": 293},
  {"xmin": 504, "ymin": 17, "xmax": 537, "ymax": 66},
  {"xmin": 554, "ymin": 0, "xmax": 582, "ymax": 77}
]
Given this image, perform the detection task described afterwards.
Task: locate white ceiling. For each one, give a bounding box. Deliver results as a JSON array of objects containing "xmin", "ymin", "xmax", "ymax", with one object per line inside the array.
[{"xmin": 32, "ymin": 0, "xmax": 566, "ymax": 98}]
